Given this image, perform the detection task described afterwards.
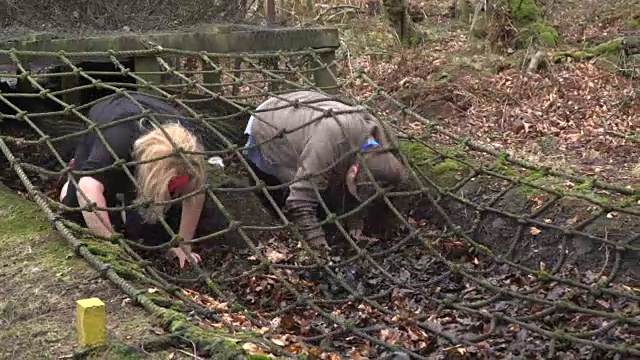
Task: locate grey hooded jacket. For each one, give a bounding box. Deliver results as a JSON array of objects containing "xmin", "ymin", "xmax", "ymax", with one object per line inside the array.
[{"xmin": 248, "ymin": 91, "xmax": 397, "ymax": 208}]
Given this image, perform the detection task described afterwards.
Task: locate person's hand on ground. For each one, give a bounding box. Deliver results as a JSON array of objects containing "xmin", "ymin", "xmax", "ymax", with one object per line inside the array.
[
  {"xmin": 349, "ymin": 227, "xmax": 380, "ymax": 244},
  {"xmin": 168, "ymin": 246, "xmax": 202, "ymax": 268},
  {"xmin": 309, "ymin": 236, "xmax": 331, "ymax": 251}
]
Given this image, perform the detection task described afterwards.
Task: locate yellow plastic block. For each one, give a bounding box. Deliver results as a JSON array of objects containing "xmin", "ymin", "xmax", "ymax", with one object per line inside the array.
[{"xmin": 76, "ymin": 298, "xmax": 106, "ymax": 347}]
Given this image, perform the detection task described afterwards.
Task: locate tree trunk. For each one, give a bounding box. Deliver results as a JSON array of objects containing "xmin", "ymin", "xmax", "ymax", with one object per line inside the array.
[{"xmin": 382, "ymin": 0, "xmax": 424, "ymax": 47}]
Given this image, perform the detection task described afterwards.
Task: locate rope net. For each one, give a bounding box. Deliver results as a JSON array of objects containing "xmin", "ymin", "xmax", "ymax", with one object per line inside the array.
[{"xmin": 0, "ymin": 39, "xmax": 638, "ymax": 359}]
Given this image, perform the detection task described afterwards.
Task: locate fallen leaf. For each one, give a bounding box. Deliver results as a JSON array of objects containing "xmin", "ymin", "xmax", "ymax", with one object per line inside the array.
[
  {"xmin": 266, "ymin": 248, "xmax": 288, "ymax": 263},
  {"xmin": 281, "ymin": 314, "xmax": 299, "ymax": 331},
  {"xmin": 566, "ymin": 133, "xmax": 581, "ymax": 142},
  {"xmin": 530, "ymin": 227, "xmax": 541, "ymax": 235},
  {"xmin": 443, "ymin": 344, "xmax": 467, "ymax": 355},
  {"xmin": 566, "ymin": 215, "xmax": 579, "ymax": 225},
  {"xmin": 242, "ymin": 342, "xmax": 267, "ymax": 355}
]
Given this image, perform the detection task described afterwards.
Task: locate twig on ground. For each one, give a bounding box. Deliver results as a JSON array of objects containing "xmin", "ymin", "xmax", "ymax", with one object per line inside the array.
[
  {"xmin": 178, "ymin": 335, "xmax": 200, "ymax": 359},
  {"xmin": 340, "ymin": 40, "xmax": 355, "ymax": 78},
  {"xmin": 596, "ymin": 229, "xmax": 610, "ymax": 280},
  {"xmin": 177, "ymin": 348, "xmax": 205, "ymax": 359}
]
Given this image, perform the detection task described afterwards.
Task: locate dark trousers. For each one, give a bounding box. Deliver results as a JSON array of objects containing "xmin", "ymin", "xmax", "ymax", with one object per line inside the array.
[
  {"xmin": 245, "ymin": 160, "xmax": 290, "ymax": 218},
  {"xmin": 124, "ymin": 198, "xmax": 243, "ymax": 249},
  {"xmin": 60, "ymin": 193, "xmax": 244, "ymax": 250},
  {"xmin": 244, "ymin": 157, "xmax": 361, "ymax": 241}
]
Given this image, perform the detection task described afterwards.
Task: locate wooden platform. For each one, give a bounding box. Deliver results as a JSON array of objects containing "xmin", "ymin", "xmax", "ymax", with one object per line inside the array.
[{"xmin": 0, "ymin": 26, "xmax": 340, "ymax": 64}]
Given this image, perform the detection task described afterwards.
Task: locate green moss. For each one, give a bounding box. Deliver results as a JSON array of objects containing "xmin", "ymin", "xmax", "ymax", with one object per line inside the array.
[
  {"xmin": 400, "ymin": 140, "xmax": 471, "ymax": 188},
  {"xmin": 0, "ymin": 185, "xmax": 48, "ymax": 239},
  {"xmin": 161, "ymin": 311, "xmax": 257, "ymax": 358},
  {"xmin": 399, "ymin": 140, "xmax": 437, "ymax": 169},
  {"xmin": 528, "ymin": 22, "xmax": 559, "ymax": 46},
  {"xmin": 573, "ymin": 181, "xmax": 594, "ymax": 192},
  {"xmin": 553, "ymin": 38, "xmax": 624, "ymax": 62},
  {"xmin": 432, "ymin": 160, "xmax": 465, "ymax": 175},
  {"xmin": 624, "ymin": 14, "xmax": 640, "ymax": 29},
  {"xmin": 592, "ymin": 38, "xmax": 624, "ymax": 54},
  {"xmin": 207, "ymin": 166, "xmax": 230, "ymax": 187},
  {"xmin": 510, "ymin": 0, "xmax": 541, "ymax": 25},
  {"xmin": 86, "ymin": 344, "xmax": 144, "ymax": 360},
  {"xmin": 503, "ymin": 0, "xmax": 560, "ymax": 48},
  {"xmin": 537, "ymin": 269, "xmax": 551, "ymax": 282},
  {"xmin": 514, "ymin": 173, "xmax": 563, "ymax": 197},
  {"xmin": 248, "ymin": 355, "xmax": 274, "ymax": 360},
  {"xmin": 493, "ymin": 163, "xmax": 520, "ymax": 177},
  {"xmin": 84, "ymin": 241, "xmax": 147, "ymax": 281}
]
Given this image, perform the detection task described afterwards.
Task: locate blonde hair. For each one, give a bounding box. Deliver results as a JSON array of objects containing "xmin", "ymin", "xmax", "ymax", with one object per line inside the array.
[{"xmin": 132, "ymin": 122, "xmax": 206, "ymax": 224}]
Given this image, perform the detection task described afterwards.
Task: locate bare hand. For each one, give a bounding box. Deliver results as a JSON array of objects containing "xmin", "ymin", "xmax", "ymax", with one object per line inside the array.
[
  {"xmin": 349, "ymin": 228, "xmax": 379, "ymax": 243},
  {"xmin": 309, "ymin": 237, "xmax": 331, "ymax": 251},
  {"xmin": 168, "ymin": 247, "xmax": 202, "ymax": 269}
]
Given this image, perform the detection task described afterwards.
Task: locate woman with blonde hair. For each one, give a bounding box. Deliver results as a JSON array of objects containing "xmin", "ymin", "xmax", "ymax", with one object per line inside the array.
[{"xmin": 59, "ymin": 93, "xmax": 233, "ymax": 268}]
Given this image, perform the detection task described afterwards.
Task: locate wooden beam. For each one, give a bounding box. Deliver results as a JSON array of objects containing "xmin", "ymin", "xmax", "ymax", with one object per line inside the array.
[{"xmin": 0, "ymin": 28, "xmax": 341, "ymax": 65}]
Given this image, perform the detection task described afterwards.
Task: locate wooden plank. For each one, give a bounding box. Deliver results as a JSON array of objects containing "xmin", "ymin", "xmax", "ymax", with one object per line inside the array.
[
  {"xmin": 265, "ymin": 0, "xmax": 277, "ymax": 25},
  {"xmin": 60, "ymin": 71, "xmax": 82, "ymax": 106},
  {"xmin": 134, "ymin": 56, "xmax": 163, "ymax": 95},
  {"xmin": 313, "ymin": 51, "xmax": 339, "ymax": 94},
  {"xmin": 203, "ymin": 57, "xmax": 222, "ymax": 94},
  {"xmin": 0, "ymin": 28, "xmax": 341, "ymax": 65}
]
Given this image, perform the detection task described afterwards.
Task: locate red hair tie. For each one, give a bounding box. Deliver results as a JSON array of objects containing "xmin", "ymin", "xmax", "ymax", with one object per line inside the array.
[{"xmin": 168, "ymin": 175, "xmax": 190, "ymax": 193}]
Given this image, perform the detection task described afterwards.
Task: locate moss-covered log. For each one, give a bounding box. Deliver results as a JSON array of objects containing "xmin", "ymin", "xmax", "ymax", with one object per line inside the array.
[{"xmin": 553, "ymin": 36, "xmax": 640, "ymax": 63}]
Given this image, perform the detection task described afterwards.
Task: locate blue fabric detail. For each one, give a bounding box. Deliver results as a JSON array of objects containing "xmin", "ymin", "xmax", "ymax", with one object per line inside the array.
[
  {"xmin": 360, "ymin": 138, "xmax": 380, "ymax": 151},
  {"xmin": 243, "ymin": 105, "xmax": 278, "ymax": 177}
]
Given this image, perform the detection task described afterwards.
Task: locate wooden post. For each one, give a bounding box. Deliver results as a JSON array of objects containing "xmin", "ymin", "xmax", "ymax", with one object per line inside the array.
[
  {"xmin": 203, "ymin": 57, "xmax": 222, "ymax": 94},
  {"xmin": 313, "ymin": 51, "xmax": 338, "ymax": 94},
  {"xmin": 134, "ymin": 56, "xmax": 163, "ymax": 95},
  {"xmin": 16, "ymin": 70, "xmax": 31, "ymax": 93},
  {"xmin": 267, "ymin": 56, "xmax": 282, "ymax": 93},
  {"xmin": 231, "ymin": 58, "xmax": 242, "ymax": 96},
  {"xmin": 76, "ymin": 298, "xmax": 107, "ymax": 347},
  {"xmin": 265, "ymin": 0, "xmax": 276, "ymax": 25},
  {"xmin": 60, "ymin": 70, "xmax": 82, "ymax": 107}
]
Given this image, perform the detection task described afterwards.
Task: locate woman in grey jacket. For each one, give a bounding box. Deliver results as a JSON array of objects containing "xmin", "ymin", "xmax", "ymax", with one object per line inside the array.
[{"xmin": 243, "ymin": 90, "xmax": 406, "ymax": 250}]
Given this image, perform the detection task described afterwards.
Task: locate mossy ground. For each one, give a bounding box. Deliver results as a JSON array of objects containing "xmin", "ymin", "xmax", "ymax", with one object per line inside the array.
[{"xmin": 0, "ymin": 184, "xmax": 188, "ymax": 359}]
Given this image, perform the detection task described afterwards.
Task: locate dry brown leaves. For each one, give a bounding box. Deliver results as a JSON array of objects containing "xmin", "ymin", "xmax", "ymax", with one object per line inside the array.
[
  {"xmin": 350, "ymin": 46, "xmax": 638, "ymax": 185},
  {"xmin": 441, "ymin": 62, "xmax": 638, "ymax": 183}
]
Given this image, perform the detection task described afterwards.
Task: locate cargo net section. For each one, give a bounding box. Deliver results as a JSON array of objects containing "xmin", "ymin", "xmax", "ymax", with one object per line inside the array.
[{"xmin": 0, "ymin": 46, "xmax": 639, "ymax": 360}]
